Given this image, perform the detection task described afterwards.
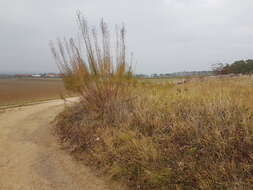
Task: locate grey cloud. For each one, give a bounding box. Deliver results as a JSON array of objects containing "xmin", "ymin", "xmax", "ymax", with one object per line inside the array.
[{"xmin": 1, "ymin": 0, "xmax": 253, "ymax": 74}]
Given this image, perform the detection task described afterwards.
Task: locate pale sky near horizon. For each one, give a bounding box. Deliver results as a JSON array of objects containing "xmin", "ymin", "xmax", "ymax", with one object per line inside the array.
[{"xmin": 1, "ymin": 0, "xmax": 253, "ymax": 74}]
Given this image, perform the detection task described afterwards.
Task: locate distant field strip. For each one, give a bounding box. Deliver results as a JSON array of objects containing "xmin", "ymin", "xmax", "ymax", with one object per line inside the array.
[{"xmin": 0, "ymin": 78, "xmax": 68, "ymax": 106}]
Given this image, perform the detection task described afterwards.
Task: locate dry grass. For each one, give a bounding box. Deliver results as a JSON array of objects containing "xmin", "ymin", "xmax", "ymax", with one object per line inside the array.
[
  {"xmin": 55, "ymin": 76, "xmax": 253, "ymax": 190},
  {"xmin": 0, "ymin": 78, "xmax": 67, "ymax": 106},
  {"xmin": 50, "ymin": 12, "xmax": 134, "ymax": 121},
  {"xmin": 52, "ymin": 14, "xmax": 253, "ymax": 190}
]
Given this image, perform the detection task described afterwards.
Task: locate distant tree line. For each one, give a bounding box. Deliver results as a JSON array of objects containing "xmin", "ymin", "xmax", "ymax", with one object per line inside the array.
[
  {"xmin": 135, "ymin": 71, "xmax": 213, "ymax": 78},
  {"xmin": 213, "ymin": 59, "xmax": 253, "ymax": 75}
]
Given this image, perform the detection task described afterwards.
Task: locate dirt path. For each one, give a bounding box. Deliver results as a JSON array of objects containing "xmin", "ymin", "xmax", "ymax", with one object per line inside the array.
[{"xmin": 0, "ymin": 98, "xmax": 111, "ymax": 190}]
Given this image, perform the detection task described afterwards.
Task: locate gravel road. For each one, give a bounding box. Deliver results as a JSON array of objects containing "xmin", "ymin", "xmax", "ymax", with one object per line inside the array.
[{"xmin": 0, "ymin": 98, "xmax": 111, "ymax": 190}]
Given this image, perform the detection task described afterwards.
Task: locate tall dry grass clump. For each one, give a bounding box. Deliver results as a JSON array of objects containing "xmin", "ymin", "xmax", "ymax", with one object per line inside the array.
[
  {"xmin": 52, "ymin": 15, "xmax": 253, "ymax": 190},
  {"xmin": 51, "ymin": 13, "xmax": 134, "ymax": 118},
  {"xmin": 51, "ymin": 13, "xmax": 137, "ymax": 158}
]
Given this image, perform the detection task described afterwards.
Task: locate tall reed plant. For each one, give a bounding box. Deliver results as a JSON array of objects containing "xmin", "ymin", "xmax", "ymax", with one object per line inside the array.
[{"xmin": 51, "ymin": 13, "xmax": 135, "ymax": 117}]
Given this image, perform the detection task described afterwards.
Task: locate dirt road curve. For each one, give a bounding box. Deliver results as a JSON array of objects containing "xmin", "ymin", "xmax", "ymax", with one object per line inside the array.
[{"xmin": 0, "ymin": 98, "xmax": 111, "ymax": 190}]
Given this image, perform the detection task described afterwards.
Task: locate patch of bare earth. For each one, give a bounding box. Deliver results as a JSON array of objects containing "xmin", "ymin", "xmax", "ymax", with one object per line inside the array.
[{"xmin": 0, "ymin": 99, "xmax": 114, "ymax": 190}]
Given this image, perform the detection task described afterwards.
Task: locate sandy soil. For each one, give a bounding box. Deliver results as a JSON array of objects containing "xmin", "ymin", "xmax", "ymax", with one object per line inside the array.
[{"xmin": 0, "ymin": 98, "xmax": 111, "ymax": 190}]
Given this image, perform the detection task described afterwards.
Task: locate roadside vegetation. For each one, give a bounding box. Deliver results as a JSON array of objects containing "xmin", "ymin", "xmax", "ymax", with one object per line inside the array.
[{"xmin": 52, "ymin": 14, "xmax": 253, "ymax": 189}]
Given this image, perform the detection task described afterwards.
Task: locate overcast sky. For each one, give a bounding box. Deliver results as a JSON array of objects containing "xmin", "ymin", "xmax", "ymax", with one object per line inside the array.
[{"xmin": 1, "ymin": 0, "xmax": 253, "ymax": 74}]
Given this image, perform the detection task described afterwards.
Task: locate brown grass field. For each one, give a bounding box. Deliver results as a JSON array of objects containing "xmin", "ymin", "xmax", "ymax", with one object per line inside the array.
[
  {"xmin": 0, "ymin": 78, "xmax": 67, "ymax": 106},
  {"xmin": 56, "ymin": 76, "xmax": 253, "ymax": 189}
]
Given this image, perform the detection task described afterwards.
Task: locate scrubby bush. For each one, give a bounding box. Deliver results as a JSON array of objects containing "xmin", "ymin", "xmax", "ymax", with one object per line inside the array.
[{"xmin": 213, "ymin": 60, "xmax": 253, "ymax": 75}]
